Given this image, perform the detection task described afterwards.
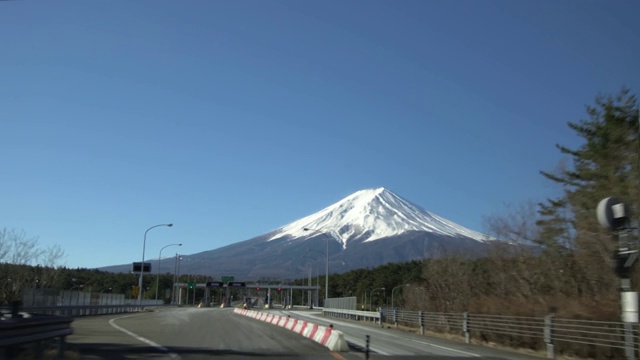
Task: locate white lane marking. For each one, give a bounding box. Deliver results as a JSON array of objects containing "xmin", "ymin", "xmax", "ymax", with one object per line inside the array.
[
  {"xmin": 284, "ymin": 310, "xmax": 480, "ymax": 357},
  {"xmin": 406, "ymin": 338, "xmax": 481, "ymax": 357},
  {"xmin": 109, "ymin": 314, "xmax": 180, "ymax": 358}
]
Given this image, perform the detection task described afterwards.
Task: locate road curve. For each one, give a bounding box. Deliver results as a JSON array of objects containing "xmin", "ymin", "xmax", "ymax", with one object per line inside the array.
[
  {"xmin": 68, "ymin": 307, "xmax": 545, "ymax": 359},
  {"xmin": 67, "ymin": 307, "xmax": 354, "ymax": 360}
]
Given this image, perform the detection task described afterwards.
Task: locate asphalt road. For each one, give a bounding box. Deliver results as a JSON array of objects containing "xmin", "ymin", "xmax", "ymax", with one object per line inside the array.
[
  {"xmin": 67, "ymin": 307, "xmax": 356, "ymax": 360},
  {"xmin": 67, "ymin": 307, "xmax": 546, "ymax": 360}
]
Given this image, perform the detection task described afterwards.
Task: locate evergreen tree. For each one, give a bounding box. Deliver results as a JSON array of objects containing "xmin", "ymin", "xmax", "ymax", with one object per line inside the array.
[{"xmin": 537, "ymin": 89, "xmax": 639, "ymax": 293}]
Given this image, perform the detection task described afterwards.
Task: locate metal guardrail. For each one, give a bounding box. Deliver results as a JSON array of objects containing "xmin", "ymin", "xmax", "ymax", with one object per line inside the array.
[
  {"xmin": 0, "ymin": 303, "xmax": 162, "ymax": 359},
  {"xmin": 21, "ymin": 304, "xmax": 149, "ymax": 317},
  {"xmin": 0, "ymin": 312, "xmax": 73, "ymax": 359},
  {"xmin": 322, "ymin": 308, "xmax": 382, "ymax": 324},
  {"xmin": 321, "ymin": 307, "xmax": 640, "ymax": 359}
]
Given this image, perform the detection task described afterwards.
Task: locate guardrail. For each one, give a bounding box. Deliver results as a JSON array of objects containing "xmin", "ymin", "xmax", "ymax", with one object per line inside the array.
[
  {"xmin": 0, "ymin": 303, "xmax": 166, "ymax": 358},
  {"xmin": 322, "ymin": 308, "xmax": 381, "ymax": 324},
  {"xmin": 21, "ymin": 304, "xmax": 149, "ymax": 317},
  {"xmin": 321, "ymin": 307, "xmax": 639, "ymax": 359},
  {"xmin": 0, "ymin": 311, "xmax": 73, "ymax": 359}
]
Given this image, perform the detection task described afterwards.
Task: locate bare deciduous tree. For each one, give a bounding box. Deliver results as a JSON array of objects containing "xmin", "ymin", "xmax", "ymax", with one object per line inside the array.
[{"xmin": 0, "ymin": 228, "xmax": 66, "ymax": 304}]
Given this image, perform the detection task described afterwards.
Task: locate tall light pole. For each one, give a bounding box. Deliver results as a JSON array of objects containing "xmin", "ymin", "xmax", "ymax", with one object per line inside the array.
[
  {"xmin": 369, "ymin": 287, "xmax": 385, "ymax": 310},
  {"xmin": 138, "ymin": 223, "xmax": 173, "ymax": 304},
  {"xmin": 302, "ymin": 255, "xmax": 320, "ymax": 288},
  {"xmin": 156, "ymin": 243, "xmax": 182, "ymax": 303},
  {"xmin": 303, "ymin": 228, "xmax": 331, "ymax": 304},
  {"xmin": 305, "ymin": 263, "xmax": 312, "ymax": 308},
  {"xmin": 391, "ymin": 284, "xmax": 409, "ymax": 309},
  {"xmin": 172, "ymin": 253, "xmax": 183, "ymax": 304}
]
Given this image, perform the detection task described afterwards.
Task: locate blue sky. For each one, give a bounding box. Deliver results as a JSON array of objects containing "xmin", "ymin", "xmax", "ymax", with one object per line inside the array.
[{"xmin": 1, "ymin": 0, "xmax": 638, "ymax": 269}]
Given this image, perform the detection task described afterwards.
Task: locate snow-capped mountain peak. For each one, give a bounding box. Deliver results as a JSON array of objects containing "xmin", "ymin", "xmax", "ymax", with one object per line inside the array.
[{"xmin": 268, "ymin": 187, "xmax": 488, "ymax": 247}]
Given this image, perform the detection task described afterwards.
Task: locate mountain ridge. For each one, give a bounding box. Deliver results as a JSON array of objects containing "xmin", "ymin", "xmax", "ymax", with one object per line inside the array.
[{"xmin": 99, "ymin": 188, "xmax": 494, "ymax": 278}]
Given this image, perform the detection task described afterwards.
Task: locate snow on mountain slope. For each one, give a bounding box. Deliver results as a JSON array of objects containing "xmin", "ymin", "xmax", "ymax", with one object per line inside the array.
[{"xmin": 268, "ymin": 187, "xmax": 489, "ymax": 247}]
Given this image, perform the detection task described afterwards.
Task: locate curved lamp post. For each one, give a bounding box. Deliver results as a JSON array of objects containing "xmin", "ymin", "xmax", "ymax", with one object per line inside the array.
[
  {"xmin": 156, "ymin": 243, "xmax": 182, "ymax": 303},
  {"xmin": 303, "ymin": 228, "xmax": 331, "ymax": 302},
  {"xmin": 304, "ymin": 263, "xmax": 313, "ymax": 308},
  {"xmin": 138, "ymin": 223, "xmax": 173, "ymax": 304},
  {"xmin": 172, "ymin": 254, "xmax": 183, "ymax": 304},
  {"xmin": 306, "ymin": 249, "xmax": 325, "ymax": 285},
  {"xmin": 391, "ymin": 284, "xmax": 409, "ymax": 309},
  {"xmin": 369, "ymin": 287, "xmax": 385, "ymax": 310},
  {"xmin": 302, "ymin": 254, "xmax": 320, "ymax": 287}
]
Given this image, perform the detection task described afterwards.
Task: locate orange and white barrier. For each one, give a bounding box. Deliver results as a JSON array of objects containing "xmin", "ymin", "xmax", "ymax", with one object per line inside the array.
[{"xmin": 233, "ymin": 308, "xmax": 348, "ymax": 352}]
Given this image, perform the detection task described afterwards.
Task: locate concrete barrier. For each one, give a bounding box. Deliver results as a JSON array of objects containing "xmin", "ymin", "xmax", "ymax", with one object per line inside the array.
[
  {"xmin": 286, "ymin": 318, "xmax": 298, "ymax": 331},
  {"xmin": 296, "ymin": 320, "xmax": 307, "ymax": 335},
  {"xmin": 233, "ymin": 308, "xmax": 348, "ymax": 352}
]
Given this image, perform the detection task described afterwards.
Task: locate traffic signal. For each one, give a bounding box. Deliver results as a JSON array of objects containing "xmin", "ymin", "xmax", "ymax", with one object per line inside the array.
[
  {"xmin": 256, "ymin": 287, "xmax": 260, "ymax": 291},
  {"xmin": 277, "ymin": 287, "xmax": 281, "ymax": 292},
  {"xmin": 188, "ymin": 282, "xmax": 195, "ymax": 289}
]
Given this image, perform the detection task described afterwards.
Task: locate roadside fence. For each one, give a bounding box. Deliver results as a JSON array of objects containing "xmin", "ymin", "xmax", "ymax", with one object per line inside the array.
[{"xmin": 321, "ymin": 307, "xmax": 639, "ymax": 359}]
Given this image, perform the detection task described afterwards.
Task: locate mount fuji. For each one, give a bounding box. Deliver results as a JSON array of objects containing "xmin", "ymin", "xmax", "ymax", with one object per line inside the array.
[
  {"xmin": 269, "ymin": 187, "xmax": 488, "ymax": 247},
  {"xmin": 101, "ymin": 188, "xmax": 494, "ymax": 279}
]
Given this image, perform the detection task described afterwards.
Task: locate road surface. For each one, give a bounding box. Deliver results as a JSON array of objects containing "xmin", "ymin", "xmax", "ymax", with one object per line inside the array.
[{"xmin": 67, "ymin": 307, "xmax": 545, "ymax": 359}]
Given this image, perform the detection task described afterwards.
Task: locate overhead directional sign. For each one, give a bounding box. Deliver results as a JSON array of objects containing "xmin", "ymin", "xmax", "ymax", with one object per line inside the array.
[
  {"xmin": 227, "ymin": 282, "xmax": 246, "ymax": 287},
  {"xmin": 132, "ymin": 262, "xmax": 151, "ymax": 273},
  {"xmin": 206, "ymin": 281, "xmax": 224, "ymax": 288}
]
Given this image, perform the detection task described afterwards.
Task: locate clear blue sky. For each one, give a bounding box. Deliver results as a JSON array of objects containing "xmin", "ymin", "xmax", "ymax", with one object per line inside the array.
[{"xmin": 2, "ymin": 0, "xmax": 638, "ymax": 269}]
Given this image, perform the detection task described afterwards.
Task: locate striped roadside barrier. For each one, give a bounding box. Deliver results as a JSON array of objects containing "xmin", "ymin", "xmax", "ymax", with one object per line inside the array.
[{"xmin": 233, "ymin": 308, "xmax": 348, "ymax": 351}]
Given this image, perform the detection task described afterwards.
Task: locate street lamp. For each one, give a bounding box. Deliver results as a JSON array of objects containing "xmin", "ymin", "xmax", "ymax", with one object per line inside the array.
[
  {"xmin": 304, "ymin": 263, "xmax": 313, "ymax": 308},
  {"xmin": 369, "ymin": 287, "xmax": 385, "ymax": 310},
  {"xmin": 302, "ymin": 255, "xmax": 321, "ymax": 288},
  {"xmin": 156, "ymin": 243, "xmax": 182, "ymax": 303},
  {"xmin": 138, "ymin": 223, "xmax": 173, "ymax": 304},
  {"xmin": 172, "ymin": 253, "xmax": 183, "ymax": 304},
  {"xmin": 391, "ymin": 284, "xmax": 409, "ymax": 309},
  {"xmin": 303, "ymin": 228, "xmax": 331, "ymax": 303}
]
